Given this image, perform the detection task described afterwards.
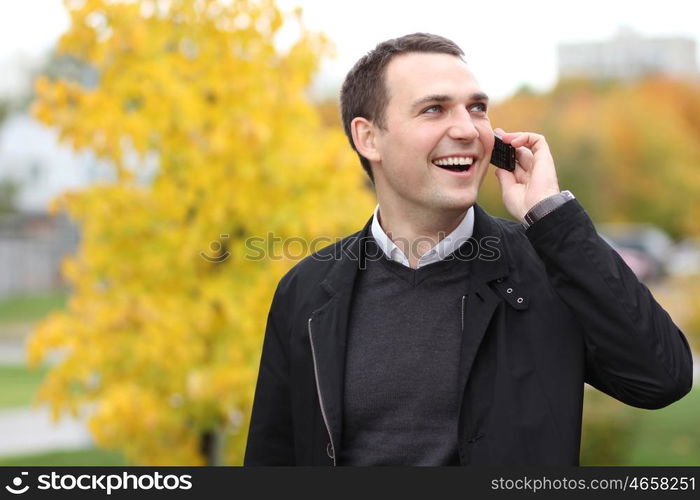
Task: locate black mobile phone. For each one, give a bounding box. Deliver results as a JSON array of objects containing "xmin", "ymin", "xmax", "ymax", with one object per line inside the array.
[{"xmin": 490, "ymin": 135, "xmax": 516, "ymax": 172}]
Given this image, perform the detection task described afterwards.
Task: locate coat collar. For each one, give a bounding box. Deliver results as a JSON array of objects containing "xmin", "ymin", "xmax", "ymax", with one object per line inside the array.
[
  {"xmin": 320, "ymin": 204, "xmax": 510, "ymax": 297},
  {"xmin": 318, "ymin": 213, "xmax": 374, "ymax": 299}
]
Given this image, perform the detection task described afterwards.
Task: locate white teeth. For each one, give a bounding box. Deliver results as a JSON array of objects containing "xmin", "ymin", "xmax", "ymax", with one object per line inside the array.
[{"xmin": 432, "ymin": 156, "xmax": 474, "ymax": 166}]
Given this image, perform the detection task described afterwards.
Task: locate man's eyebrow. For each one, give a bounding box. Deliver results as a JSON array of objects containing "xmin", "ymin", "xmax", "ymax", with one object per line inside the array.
[{"xmin": 410, "ymin": 92, "xmax": 490, "ymax": 112}]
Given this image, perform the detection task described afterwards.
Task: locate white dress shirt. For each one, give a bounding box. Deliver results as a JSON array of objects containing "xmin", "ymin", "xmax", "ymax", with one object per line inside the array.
[{"xmin": 370, "ymin": 204, "xmax": 475, "ymax": 269}]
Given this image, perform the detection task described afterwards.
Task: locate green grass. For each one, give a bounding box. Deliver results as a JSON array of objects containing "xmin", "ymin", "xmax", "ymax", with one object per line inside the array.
[
  {"xmin": 0, "ymin": 448, "xmax": 127, "ymax": 466},
  {"xmin": 625, "ymin": 387, "xmax": 700, "ymax": 465},
  {"xmin": 0, "ymin": 364, "xmax": 49, "ymax": 409},
  {"xmin": 0, "ymin": 290, "xmax": 68, "ymax": 323}
]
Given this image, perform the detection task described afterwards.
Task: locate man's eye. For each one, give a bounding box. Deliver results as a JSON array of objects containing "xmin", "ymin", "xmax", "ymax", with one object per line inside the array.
[
  {"xmin": 423, "ymin": 105, "xmax": 442, "ymax": 114},
  {"xmin": 470, "ymin": 103, "xmax": 488, "ymax": 113}
]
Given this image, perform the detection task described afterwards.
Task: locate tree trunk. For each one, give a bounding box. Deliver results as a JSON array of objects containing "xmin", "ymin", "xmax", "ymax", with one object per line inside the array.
[{"xmin": 200, "ymin": 429, "xmax": 222, "ymax": 466}]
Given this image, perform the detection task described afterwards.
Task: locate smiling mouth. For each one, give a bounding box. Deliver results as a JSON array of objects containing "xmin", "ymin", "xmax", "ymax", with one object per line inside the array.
[
  {"xmin": 431, "ymin": 156, "xmax": 475, "ymax": 172},
  {"xmin": 435, "ymin": 163, "xmax": 471, "ymax": 172}
]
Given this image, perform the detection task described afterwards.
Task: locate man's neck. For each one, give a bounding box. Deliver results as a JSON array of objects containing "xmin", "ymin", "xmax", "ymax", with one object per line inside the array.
[{"xmin": 377, "ymin": 202, "xmax": 471, "ymax": 269}]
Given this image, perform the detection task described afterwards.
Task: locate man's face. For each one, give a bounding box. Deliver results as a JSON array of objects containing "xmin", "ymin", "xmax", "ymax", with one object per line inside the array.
[{"xmin": 371, "ymin": 52, "xmax": 495, "ymax": 214}]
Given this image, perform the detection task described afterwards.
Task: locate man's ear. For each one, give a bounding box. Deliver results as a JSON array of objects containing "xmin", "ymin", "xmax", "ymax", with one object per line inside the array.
[{"xmin": 351, "ymin": 117, "xmax": 381, "ymax": 164}]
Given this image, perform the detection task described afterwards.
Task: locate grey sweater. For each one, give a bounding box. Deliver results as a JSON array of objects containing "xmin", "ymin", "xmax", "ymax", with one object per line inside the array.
[{"xmin": 339, "ymin": 237, "xmax": 471, "ymax": 466}]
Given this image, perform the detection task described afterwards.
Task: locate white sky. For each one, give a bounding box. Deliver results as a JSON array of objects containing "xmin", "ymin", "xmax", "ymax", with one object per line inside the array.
[{"xmin": 1, "ymin": 0, "xmax": 699, "ymax": 101}]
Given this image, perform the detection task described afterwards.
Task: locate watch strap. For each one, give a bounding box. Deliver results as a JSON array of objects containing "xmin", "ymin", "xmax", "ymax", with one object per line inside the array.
[{"xmin": 523, "ymin": 190, "xmax": 575, "ymax": 227}]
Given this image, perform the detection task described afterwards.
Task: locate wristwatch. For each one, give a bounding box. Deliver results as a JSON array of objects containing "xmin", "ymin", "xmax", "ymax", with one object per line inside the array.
[{"xmin": 523, "ymin": 190, "xmax": 575, "ymax": 228}]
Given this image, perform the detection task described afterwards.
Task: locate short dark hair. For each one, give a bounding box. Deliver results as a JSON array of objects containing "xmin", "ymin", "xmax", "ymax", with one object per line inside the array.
[{"xmin": 340, "ymin": 33, "xmax": 465, "ymax": 184}]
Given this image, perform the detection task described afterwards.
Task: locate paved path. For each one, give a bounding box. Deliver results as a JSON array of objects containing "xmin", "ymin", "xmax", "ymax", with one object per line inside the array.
[
  {"xmin": 0, "ymin": 342, "xmax": 26, "ymax": 364},
  {"xmin": 0, "ymin": 407, "xmax": 92, "ymax": 456}
]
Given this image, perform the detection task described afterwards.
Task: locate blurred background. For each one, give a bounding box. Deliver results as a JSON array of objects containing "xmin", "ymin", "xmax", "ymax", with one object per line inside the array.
[{"xmin": 0, "ymin": 0, "xmax": 699, "ymax": 466}]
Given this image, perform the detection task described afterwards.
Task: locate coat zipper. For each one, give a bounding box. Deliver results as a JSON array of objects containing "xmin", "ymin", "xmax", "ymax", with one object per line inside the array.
[
  {"xmin": 308, "ymin": 316, "xmax": 337, "ymax": 466},
  {"xmin": 461, "ymin": 295, "xmax": 466, "ymax": 332}
]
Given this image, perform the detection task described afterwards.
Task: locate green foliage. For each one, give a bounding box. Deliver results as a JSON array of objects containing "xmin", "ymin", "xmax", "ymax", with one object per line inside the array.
[
  {"xmin": 0, "ymin": 99, "xmax": 8, "ymax": 123},
  {"xmin": 0, "ymin": 179, "xmax": 20, "ymax": 214},
  {"xmin": 580, "ymin": 388, "xmax": 642, "ymax": 465},
  {"xmin": 0, "ymin": 365, "xmax": 49, "ymax": 409}
]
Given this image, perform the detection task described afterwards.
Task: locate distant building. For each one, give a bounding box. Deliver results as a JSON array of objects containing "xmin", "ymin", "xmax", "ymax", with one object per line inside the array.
[
  {"xmin": 0, "ymin": 211, "xmax": 78, "ymax": 297},
  {"xmin": 557, "ymin": 28, "xmax": 698, "ymax": 82},
  {"xmin": 0, "ymin": 113, "xmax": 115, "ymax": 212},
  {"xmin": 0, "ymin": 113, "xmax": 113, "ymax": 296}
]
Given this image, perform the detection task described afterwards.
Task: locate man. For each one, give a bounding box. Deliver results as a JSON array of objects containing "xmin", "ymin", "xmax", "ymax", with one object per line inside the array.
[{"xmin": 244, "ymin": 33, "xmax": 693, "ymax": 465}]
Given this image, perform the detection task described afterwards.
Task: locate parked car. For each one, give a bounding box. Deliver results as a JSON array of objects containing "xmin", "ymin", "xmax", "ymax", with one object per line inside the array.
[
  {"xmin": 598, "ymin": 223, "xmax": 673, "ymax": 283},
  {"xmin": 667, "ymin": 238, "xmax": 700, "ymax": 276},
  {"xmin": 599, "ymin": 233, "xmax": 663, "ymax": 282}
]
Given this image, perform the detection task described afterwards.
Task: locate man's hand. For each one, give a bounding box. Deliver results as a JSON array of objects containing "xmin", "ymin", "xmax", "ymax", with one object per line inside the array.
[{"xmin": 493, "ymin": 128, "xmax": 561, "ymax": 222}]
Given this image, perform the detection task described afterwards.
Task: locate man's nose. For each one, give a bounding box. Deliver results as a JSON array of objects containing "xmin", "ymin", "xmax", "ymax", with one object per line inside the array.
[{"xmin": 447, "ymin": 108, "xmax": 479, "ymax": 141}]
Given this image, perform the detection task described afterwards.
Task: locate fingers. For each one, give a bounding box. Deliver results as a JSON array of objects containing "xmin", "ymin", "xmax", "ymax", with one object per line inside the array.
[
  {"xmin": 495, "ymin": 130, "xmax": 545, "ymax": 151},
  {"xmin": 509, "ymin": 132, "xmax": 552, "ymax": 159},
  {"xmin": 495, "ymin": 158, "xmax": 529, "ymax": 185},
  {"xmin": 515, "ymin": 146, "xmax": 534, "ymax": 172},
  {"xmin": 494, "ymin": 130, "xmax": 521, "ymax": 143},
  {"xmin": 494, "ymin": 129, "xmax": 553, "ymax": 169}
]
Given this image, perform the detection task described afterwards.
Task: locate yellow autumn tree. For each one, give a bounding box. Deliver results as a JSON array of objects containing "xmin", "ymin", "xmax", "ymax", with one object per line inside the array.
[{"xmin": 28, "ymin": 0, "xmax": 374, "ymax": 465}]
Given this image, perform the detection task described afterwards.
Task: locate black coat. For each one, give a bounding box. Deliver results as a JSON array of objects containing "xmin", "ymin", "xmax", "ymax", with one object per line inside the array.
[{"xmin": 244, "ymin": 200, "xmax": 693, "ymax": 465}]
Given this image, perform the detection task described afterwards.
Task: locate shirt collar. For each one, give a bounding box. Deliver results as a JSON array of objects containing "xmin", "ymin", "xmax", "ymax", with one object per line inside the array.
[{"xmin": 370, "ymin": 204, "xmax": 475, "ymax": 269}]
